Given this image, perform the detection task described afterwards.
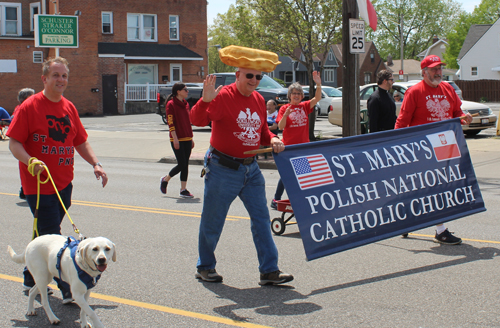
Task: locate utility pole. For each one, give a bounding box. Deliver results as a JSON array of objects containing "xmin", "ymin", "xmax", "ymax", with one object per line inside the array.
[
  {"xmin": 400, "ymin": 13, "xmax": 404, "ymax": 81},
  {"xmin": 342, "ymin": 0, "xmax": 360, "ymax": 137}
]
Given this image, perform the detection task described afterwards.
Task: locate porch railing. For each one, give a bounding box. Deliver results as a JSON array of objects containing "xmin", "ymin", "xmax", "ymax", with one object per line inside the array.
[{"xmin": 124, "ymin": 83, "xmax": 165, "ymax": 102}]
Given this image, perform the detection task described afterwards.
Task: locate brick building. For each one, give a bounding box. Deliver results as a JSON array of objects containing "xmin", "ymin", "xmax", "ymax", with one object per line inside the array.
[{"xmin": 0, "ymin": 0, "xmax": 207, "ymax": 115}]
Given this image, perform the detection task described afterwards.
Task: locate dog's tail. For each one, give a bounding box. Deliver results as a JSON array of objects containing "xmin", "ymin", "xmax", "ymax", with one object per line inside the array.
[{"xmin": 7, "ymin": 245, "xmax": 26, "ymax": 264}]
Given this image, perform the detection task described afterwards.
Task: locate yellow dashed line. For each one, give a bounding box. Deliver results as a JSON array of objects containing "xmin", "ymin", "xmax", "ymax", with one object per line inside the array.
[{"xmin": 0, "ymin": 274, "xmax": 272, "ymax": 328}]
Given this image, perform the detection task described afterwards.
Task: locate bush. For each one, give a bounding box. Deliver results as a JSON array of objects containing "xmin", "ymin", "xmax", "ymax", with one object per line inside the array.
[
  {"xmin": 479, "ymin": 96, "xmax": 488, "ymax": 103},
  {"xmin": 273, "ymin": 77, "xmax": 286, "ymax": 87}
]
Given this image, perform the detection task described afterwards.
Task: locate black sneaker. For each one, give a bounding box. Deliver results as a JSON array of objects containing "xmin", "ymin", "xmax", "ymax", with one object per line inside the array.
[
  {"xmin": 160, "ymin": 177, "xmax": 168, "ymax": 194},
  {"xmin": 180, "ymin": 189, "xmax": 194, "ymax": 198},
  {"xmin": 270, "ymin": 199, "xmax": 277, "ymax": 210},
  {"xmin": 402, "ymin": 233, "xmax": 409, "ymax": 238},
  {"xmin": 259, "ymin": 270, "xmax": 294, "ymax": 285},
  {"xmin": 195, "ymin": 269, "xmax": 223, "ymax": 282},
  {"xmin": 62, "ymin": 290, "xmax": 74, "ymax": 304},
  {"xmin": 434, "ymin": 229, "xmax": 462, "ymax": 245},
  {"xmin": 19, "ymin": 187, "xmax": 26, "ymax": 200}
]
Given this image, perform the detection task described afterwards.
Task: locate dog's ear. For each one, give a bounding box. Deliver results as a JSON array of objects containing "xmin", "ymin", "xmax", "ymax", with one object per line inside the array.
[
  {"xmin": 111, "ymin": 243, "xmax": 117, "ymax": 262},
  {"xmin": 78, "ymin": 239, "xmax": 91, "ymax": 262}
]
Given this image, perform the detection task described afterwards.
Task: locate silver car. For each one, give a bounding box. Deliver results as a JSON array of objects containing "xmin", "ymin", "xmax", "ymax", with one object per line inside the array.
[
  {"xmin": 303, "ymin": 86, "xmax": 342, "ymax": 116},
  {"xmin": 328, "ymin": 81, "xmax": 497, "ymax": 136}
]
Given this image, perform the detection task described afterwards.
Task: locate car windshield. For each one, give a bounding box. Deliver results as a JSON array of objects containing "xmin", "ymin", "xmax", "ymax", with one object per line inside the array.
[
  {"xmin": 323, "ymin": 87, "xmax": 342, "ymax": 97},
  {"xmin": 256, "ymin": 75, "xmax": 284, "ymax": 90}
]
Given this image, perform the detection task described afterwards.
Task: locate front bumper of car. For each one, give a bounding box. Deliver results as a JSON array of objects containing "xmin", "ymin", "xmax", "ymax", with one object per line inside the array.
[{"xmin": 461, "ymin": 108, "xmax": 497, "ymax": 131}]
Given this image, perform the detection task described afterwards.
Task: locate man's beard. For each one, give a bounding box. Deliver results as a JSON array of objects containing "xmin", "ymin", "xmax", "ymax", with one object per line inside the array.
[{"xmin": 426, "ymin": 70, "xmax": 442, "ymax": 86}]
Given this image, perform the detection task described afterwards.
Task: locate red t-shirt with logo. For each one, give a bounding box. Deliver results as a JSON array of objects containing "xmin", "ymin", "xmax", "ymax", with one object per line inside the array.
[
  {"xmin": 190, "ymin": 83, "xmax": 274, "ymax": 158},
  {"xmin": 395, "ymin": 81, "xmax": 463, "ymax": 128},
  {"xmin": 277, "ymin": 101, "xmax": 312, "ymax": 145},
  {"xmin": 7, "ymin": 92, "xmax": 88, "ymax": 195}
]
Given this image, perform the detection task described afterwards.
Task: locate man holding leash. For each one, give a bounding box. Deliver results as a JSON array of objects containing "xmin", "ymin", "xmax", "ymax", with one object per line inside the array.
[
  {"xmin": 7, "ymin": 57, "xmax": 108, "ymax": 302},
  {"xmin": 190, "ymin": 45, "xmax": 293, "ymax": 285},
  {"xmin": 395, "ymin": 55, "xmax": 472, "ymax": 245}
]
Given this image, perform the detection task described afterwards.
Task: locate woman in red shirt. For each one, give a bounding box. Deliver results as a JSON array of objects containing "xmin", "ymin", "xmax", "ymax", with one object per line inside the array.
[
  {"xmin": 160, "ymin": 83, "xmax": 195, "ymax": 198},
  {"xmin": 271, "ymin": 71, "xmax": 322, "ymax": 209}
]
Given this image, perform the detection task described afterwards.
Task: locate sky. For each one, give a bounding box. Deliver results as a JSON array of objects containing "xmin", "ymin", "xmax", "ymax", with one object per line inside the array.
[{"xmin": 207, "ymin": 0, "xmax": 482, "ymax": 26}]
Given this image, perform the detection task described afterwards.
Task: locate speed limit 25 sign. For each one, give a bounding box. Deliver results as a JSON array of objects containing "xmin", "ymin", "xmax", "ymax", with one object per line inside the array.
[{"xmin": 349, "ymin": 19, "xmax": 365, "ymax": 54}]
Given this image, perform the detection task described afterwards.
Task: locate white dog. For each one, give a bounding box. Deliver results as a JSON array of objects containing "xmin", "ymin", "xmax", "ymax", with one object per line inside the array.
[{"xmin": 8, "ymin": 235, "xmax": 116, "ymax": 328}]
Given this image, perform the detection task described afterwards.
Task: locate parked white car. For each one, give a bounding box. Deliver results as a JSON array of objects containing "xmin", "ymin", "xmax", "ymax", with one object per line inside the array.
[
  {"xmin": 328, "ymin": 81, "xmax": 497, "ymax": 136},
  {"xmin": 302, "ymin": 86, "xmax": 342, "ymax": 116}
]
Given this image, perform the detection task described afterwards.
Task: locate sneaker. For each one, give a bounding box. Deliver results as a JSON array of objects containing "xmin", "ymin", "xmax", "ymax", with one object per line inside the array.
[
  {"xmin": 259, "ymin": 270, "xmax": 294, "ymax": 285},
  {"xmin": 402, "ymin": 233, "xmax": 409, "ymax": 238},
  {"xmin": 62, "ymin": 290, "xmax": 74, "ymax": 304},
  {"xmin": 23, "ymin": 284, "xmax": 53, "ymax": 295},
  {"xmin": 180, "ymin": 189, "xmax": 194, "ymax": 198},
  {"xmin": 160, "ymin": 177, "xmax": 168, "ymax": 194},
  {"xmin": 270, "ymin": 199, "xmax": 277, "ymax": 210},
  {"xmin": 19, "ymin": 187, "xmax": 26, "ymax": 200},
  {"xmin": 434, "ymin": 229, "xmax": 462, "ymax": 245},
  {"xmin": 195, "ymin": 269, "xmax": 223, "ymax": 282}
]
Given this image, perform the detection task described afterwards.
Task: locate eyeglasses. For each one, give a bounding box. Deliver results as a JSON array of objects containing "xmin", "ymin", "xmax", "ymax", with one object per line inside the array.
[
  {"xmin": 291, "ymin": 92, "xmax": 302, "ymax": 96},
  {"xmin": 245, "ymin": 73, "xmax": 263, "ymax": 80},
  {"xmin": 387, "ymin": 78, "xmax": 394, "ymax": 81},
  {"xmin": 182, "ymin": 88, "xmax": 189, "ymax": 91}
]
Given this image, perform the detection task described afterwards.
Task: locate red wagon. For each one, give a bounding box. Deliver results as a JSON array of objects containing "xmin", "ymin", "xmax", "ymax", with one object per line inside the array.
[{"xmin": 271, "ymin": 200, "xmax": 297, "ymax": 235}]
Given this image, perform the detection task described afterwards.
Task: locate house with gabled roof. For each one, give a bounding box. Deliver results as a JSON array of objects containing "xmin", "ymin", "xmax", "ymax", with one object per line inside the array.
[
  {"xmin": 331, "ymin": 41, "xmax": 386, "ymax": 87},
  {"xmin": 417, "ymin": 36, "xmax": 448, "ymax": 61},
  {"xmin": 457, "ymin": 18, "xmax": 500, "ymax": 80},
  {"xmin": 270, "ymin": 47, "xmax": 339, "ymax": 87},
  {"xmin": 0, "ymin": 0, "xmax": 207, "ymax": 115}
]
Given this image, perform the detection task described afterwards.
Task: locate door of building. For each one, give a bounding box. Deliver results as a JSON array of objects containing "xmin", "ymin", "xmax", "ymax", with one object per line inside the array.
[{"xmin": 102, "ymin": 75, "xmax": 118, "ymax": 115}]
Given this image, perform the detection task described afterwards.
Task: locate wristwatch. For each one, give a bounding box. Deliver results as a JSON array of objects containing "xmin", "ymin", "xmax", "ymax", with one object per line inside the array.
[{"xmin": 93, "ymin": 162, "xmax": 103, "ymax": 168}]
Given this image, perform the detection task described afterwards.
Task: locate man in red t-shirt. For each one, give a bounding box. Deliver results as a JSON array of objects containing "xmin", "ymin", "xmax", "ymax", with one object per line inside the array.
[
  {"xmin": 7, "ymin": 57, "xmax": 108, "ymax": 302},
  {"xmin": 395, "ymin": 55, "xmax": 472, "ymax": 245},
  {"xmin": 190, "ymin": 65, "xmax": 293, "ymax": 286}
]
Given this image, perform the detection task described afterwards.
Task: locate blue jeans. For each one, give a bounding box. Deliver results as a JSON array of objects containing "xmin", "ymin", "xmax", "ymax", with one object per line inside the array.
[
  {"xmin": 274, "ymin": 178, "xmax": 285, "ymax": 201},
  {"xmin": 197, "ymin": 153, "xmax": 279, "ymax": 274}
]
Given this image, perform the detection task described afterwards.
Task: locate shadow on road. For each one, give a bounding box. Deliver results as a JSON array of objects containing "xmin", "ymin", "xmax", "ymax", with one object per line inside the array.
[
  {"xmin": 200, "ymin": 281, "xmax": 321, "ymax": 322},
  {"xmin": 308, "ymin": 241, "xmax": 499, "ymax": 297}
]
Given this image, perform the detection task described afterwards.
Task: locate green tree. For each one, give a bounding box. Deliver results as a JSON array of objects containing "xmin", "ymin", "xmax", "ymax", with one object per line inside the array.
[
  {"xmin": 230, "ymin": 0, "xmax": 343, "ymax": 140},
  {"xmin": 207, "ymin": 6, "xmax": 240, "ymax": 73},
  {"xmin": 443, "ymin": 0, "xmax": 500, "ymax": 68},
  {"xmin": 370, "ymin": 0, "xmax": 463, "ymax": 60}
]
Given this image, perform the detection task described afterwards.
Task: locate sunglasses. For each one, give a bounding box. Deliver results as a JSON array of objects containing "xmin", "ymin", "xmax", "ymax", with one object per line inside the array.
[
  {"xmin": 245, "ymin": 73, "xmax": 263, "ymax": 80},
  {"xmin": 182, "ymin": 88, "xmax": 189, "ymax": 91},
  {"xmin": 387, "ymin": 78, "xmax": 394, "ymax": 81}
]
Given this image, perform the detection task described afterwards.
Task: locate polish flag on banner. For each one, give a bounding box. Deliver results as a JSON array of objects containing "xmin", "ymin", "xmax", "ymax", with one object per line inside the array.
[
  {"xmin": 426, "ymin": 130, "xmax": 462, "ymax": 162},
  {"xmin": 290, "ymin": 154, "xmax": 335, "ymax": 190},
  {"xmin": 356, "ymin": 0, "xmax": 377, "ymax": 31}
]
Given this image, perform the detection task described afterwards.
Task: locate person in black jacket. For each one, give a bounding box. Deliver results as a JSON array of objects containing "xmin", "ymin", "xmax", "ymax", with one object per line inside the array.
[{"xmin": 367, "ymin": 70, "xmax": 397, "ymax": 132}]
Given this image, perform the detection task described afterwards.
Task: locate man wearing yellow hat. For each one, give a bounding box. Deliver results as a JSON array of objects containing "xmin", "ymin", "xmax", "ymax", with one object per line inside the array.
[{"xmin": 190, "ymin": 46, "xmax": 293, "ymax": 285}]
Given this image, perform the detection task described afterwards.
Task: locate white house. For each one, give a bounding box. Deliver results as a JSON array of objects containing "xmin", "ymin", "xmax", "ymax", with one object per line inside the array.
[
  {"xmin": 417, "ymin": 36, "xmax": 448, "ymax": 61},
  {"xmin": 457, "ymin": 18, "xmax": 500, "ymax": 80}
]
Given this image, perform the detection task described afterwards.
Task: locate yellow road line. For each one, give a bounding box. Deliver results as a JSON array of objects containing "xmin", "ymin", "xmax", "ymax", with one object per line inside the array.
[
  {"xmin": 4, "ymin": 192, "xmax": 500, "ymax": 245},
  {"xmin": 0, "ymin": 192, "xmax": 245, "ymax": 221},
  {"xmin": 0, "ymin": 273, "xmax": 272, "ymax": 328}
]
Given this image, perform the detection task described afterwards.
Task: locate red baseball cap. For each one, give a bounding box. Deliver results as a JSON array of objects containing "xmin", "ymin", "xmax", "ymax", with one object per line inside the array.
[{"xmin": 421, "ymin": 55, "xmax": 445, "ymax": 69}]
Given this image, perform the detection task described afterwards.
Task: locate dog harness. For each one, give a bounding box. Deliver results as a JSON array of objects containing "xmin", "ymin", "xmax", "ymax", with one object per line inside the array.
[{"xmin": 56, "ymin": 237, "xmax": 101, "ymax": 289}]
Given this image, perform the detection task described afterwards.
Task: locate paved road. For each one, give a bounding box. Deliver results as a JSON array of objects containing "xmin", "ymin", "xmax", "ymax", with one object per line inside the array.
[{"xmin": 0, "ymin": 113, "xmax": 499, "ymax": 327}]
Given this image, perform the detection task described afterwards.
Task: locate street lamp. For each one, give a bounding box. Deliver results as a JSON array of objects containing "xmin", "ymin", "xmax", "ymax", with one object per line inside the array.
[{"xmin": 207, "ymin": 44, "xmax": 221, "ymax": 74}]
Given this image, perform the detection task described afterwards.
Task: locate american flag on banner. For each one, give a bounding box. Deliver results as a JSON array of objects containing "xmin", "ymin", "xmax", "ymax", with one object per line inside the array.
[{"xmin": 290, "ymin": 154, "xmax": 335, "ymax": 190}]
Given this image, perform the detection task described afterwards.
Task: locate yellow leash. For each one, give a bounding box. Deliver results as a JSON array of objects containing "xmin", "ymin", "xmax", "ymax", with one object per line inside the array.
[{"xmin": 27, "ymin": 157, "xmax": 83, "ymax": 240}]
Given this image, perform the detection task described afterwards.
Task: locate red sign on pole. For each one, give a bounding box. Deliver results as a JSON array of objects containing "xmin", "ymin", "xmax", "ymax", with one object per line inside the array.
[{"xmin": 399, "ymin": 70, "xmax": 404, "ymax": 75}]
